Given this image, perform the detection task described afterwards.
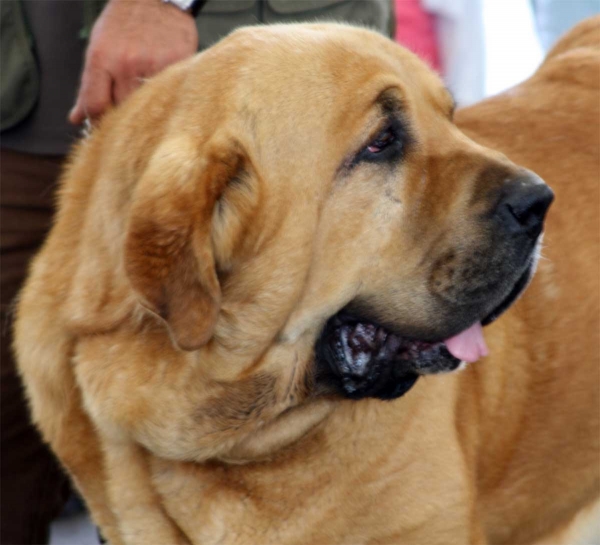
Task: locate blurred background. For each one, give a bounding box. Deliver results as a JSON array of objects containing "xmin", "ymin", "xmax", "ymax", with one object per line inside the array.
[
  {"xmin": 483, "ymin": 0, "xmax": 543, "ymax": 97},
  {"xmin": 397, "ymin": 0, "xmax": 596, "ymax": 105}
]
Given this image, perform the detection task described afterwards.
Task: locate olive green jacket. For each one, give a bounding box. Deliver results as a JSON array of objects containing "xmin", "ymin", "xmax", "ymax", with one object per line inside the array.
[{"xmin": 1, "ymin": 0, "xmax": 393, "ymax": 131}]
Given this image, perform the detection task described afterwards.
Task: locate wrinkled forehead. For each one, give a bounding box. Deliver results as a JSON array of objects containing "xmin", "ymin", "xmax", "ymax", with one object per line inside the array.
[{"xmin": 211, "ymin": 23, "xmax": 453, "ymax": 121}]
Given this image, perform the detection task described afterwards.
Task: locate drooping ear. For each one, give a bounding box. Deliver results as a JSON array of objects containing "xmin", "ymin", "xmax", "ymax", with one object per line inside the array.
[{"xmin": 125, "ymin": 136, "xmax": 245, "ymax": 351}]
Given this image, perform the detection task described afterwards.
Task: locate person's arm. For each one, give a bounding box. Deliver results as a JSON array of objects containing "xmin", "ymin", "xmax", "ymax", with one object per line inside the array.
[{"xmin": 69, "ymin": 0, "xmax": 198, "ymax": 125}]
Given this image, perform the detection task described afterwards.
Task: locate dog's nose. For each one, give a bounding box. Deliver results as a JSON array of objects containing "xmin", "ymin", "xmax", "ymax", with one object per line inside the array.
[{"xmin": 497, "ymin": 174, "xmax": 554, "ymax": 238}]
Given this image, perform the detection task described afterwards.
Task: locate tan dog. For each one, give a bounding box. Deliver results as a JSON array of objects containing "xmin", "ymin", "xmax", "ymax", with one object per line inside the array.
[{"xmin": 14, "ymin": 19, "xmax": 599, "ymax": 545}]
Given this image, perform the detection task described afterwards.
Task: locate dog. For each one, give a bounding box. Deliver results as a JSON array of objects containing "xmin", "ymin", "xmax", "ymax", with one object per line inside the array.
[{"xmin": 14, "ymin": 18, "xmax": 599, "ymax": 545}]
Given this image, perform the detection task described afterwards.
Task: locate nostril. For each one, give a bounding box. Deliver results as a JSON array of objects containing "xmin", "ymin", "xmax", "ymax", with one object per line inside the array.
[
  {"xmin": 501, "ymin": 202, "xmax": 528, "ymax": 233},
  {"xmin": 506, "ymin": 198, "xmax": 548, "ymax": 227},
  {"xmin": 506, "ymin": 202, "xmax": 522, "ymax": 224},
  {"xmin": 497, "ymin": 179, "xmax": 554, "ymax": 237}
]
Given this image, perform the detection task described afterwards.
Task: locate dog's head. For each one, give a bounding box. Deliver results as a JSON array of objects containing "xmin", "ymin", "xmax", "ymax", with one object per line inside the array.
[{"xmin": 71, "ymin": 24, "xmax": 552, "ymax": 461}]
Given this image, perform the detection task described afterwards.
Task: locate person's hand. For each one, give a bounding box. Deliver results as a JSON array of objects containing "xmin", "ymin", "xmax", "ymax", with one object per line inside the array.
[{"xmin": 69, "ymin": 0, "xmax": 198, "ymax": 125}]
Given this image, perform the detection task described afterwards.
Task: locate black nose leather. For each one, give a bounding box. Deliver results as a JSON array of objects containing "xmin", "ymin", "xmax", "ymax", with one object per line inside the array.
[{"xmin": 497, "ymin": 176, "xmax": 554, "ymax": 238}]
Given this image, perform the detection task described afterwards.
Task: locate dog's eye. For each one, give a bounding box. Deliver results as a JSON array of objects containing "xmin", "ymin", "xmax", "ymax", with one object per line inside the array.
[
  {"xmin": 351, "ymin": 119, "xmax": 410, "ymax": 168},
  {"xmin": 366, "ymin": 127, "xmax": 396, "ymax": 154}
]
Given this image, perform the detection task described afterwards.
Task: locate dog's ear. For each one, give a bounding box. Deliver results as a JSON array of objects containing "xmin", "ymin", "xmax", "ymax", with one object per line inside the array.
[{"xmin": 125, "ymin": 137, "xmax": 245, "ymax": 351}]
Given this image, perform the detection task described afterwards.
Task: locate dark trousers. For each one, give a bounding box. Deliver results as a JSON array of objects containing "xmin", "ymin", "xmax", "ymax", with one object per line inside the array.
[{"xmin": 1, "ymin": 149, "xmax": 70, "ymax": 545}]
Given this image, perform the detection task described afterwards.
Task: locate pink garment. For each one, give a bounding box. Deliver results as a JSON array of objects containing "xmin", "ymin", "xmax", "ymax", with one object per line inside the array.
[{"xmin": 394, "ymin": 0, "xmax": 442, "ymax": 73}]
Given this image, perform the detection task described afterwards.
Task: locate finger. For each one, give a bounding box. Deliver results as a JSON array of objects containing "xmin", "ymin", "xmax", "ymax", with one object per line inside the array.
[
  {"xmin": 68, "ymin": 97, "xmax": 86, "ymax": 126},
  {"xmin": 69, "ymin": 64, "xmax": 113, "ymax": 125}
]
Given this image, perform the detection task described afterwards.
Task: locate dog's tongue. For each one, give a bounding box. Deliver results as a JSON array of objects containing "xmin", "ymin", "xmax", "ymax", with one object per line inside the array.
[{"xmin": 444, "ymin": 322, "xmax": 488, "ymax": 363}]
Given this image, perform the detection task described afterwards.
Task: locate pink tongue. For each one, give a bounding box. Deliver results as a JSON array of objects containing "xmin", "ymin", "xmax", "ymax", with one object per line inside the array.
[{"xmin": 444, "ymin": 322, "xmax": 489, "ymax": 363}]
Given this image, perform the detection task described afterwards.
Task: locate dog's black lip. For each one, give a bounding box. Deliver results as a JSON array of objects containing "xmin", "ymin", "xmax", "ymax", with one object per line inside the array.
[
  {"xmin": 481, "ymin": 260, "xmax": 533, "ymax": 326},
  {"xmin": 314, "ymin": 315, "xmax": 462, "ymax": 401}
]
